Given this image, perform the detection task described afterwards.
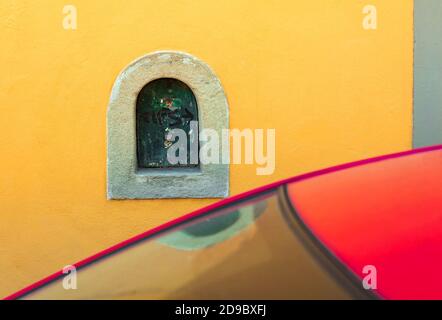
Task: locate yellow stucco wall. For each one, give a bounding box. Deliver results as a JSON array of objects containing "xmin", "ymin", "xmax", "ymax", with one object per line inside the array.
[{"xmin": 0, "ymin": 0, "xmax": 413, "ymax": 297}]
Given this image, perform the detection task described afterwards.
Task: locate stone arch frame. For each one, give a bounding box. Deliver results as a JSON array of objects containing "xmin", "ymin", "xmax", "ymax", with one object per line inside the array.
[{"xmin": 107, "ymin": 51, "xmax": 229, "ymax": 199}]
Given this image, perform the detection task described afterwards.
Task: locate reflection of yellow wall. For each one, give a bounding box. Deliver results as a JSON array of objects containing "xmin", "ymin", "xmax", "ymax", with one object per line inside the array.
[{"xmin": 0, "ymin": 0, "xmax": 412, "ymax": 296}]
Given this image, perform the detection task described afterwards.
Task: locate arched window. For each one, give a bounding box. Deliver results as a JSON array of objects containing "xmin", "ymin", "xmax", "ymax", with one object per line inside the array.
[
  {"xmin": 107, "ymin": 51, "xmax": 229, "ymax": 199},
  {"xmin": 136, "ymin": 78, "xmax": 199, "ymax": 168}
]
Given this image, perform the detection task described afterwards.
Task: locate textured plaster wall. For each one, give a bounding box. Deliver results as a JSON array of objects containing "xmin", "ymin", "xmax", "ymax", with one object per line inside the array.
[
  {"xmin": 0, "ymin": 0, "xmax": 412, "ymax": 297},
  {"xmin": 413, "ymin": 0, "xmax": 442, "ymax": 147}
]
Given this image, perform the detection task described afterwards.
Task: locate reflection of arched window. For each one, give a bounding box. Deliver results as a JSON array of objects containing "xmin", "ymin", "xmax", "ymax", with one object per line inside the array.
[{"xmin": 136, "ymin": 78, "xmax": 199, "ymax": 168}]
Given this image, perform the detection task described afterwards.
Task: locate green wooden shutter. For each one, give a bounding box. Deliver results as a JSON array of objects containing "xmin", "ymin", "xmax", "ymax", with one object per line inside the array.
[{"xmin": 136, "ymin": 78, "xmax": 199, "ymax": 168}]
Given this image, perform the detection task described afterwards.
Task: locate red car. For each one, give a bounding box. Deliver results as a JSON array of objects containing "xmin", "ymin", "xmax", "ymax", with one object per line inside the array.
[{"xmin": 5, "ymin": 145, "xmax": 442, "ymax": 300}]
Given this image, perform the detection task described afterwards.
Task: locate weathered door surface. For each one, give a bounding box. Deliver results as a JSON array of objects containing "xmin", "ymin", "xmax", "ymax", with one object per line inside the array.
[{"xmin": 136, "ymin": 78, "xmax": 199, "ymax": 168}]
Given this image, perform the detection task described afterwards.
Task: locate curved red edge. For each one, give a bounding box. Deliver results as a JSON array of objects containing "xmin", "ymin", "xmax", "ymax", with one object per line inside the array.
[{"xmin": 5, "ymin": 144, "xmax": 442, "ymax": 300}]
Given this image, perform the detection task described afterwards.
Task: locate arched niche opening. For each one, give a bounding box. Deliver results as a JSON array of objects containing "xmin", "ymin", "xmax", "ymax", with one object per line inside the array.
[
  {"xmin": 107, "ymin": 51, "xmax": 229, "ymax": 199},
  {"xmin": 136, "ymin": 78, "xmax": 199, "ymax": 169}
]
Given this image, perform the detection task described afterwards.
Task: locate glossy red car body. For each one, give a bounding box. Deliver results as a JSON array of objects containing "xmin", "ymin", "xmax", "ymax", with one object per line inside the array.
[{"xmin": 5, "ymin": 144, "xmax": 442, "ymax": 300}]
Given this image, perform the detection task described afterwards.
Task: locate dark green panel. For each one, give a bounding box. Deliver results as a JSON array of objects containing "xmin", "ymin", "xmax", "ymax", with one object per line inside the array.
[{"xmin": 136, "ymin": 78, "xmax": 199, "ymax": 168}]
